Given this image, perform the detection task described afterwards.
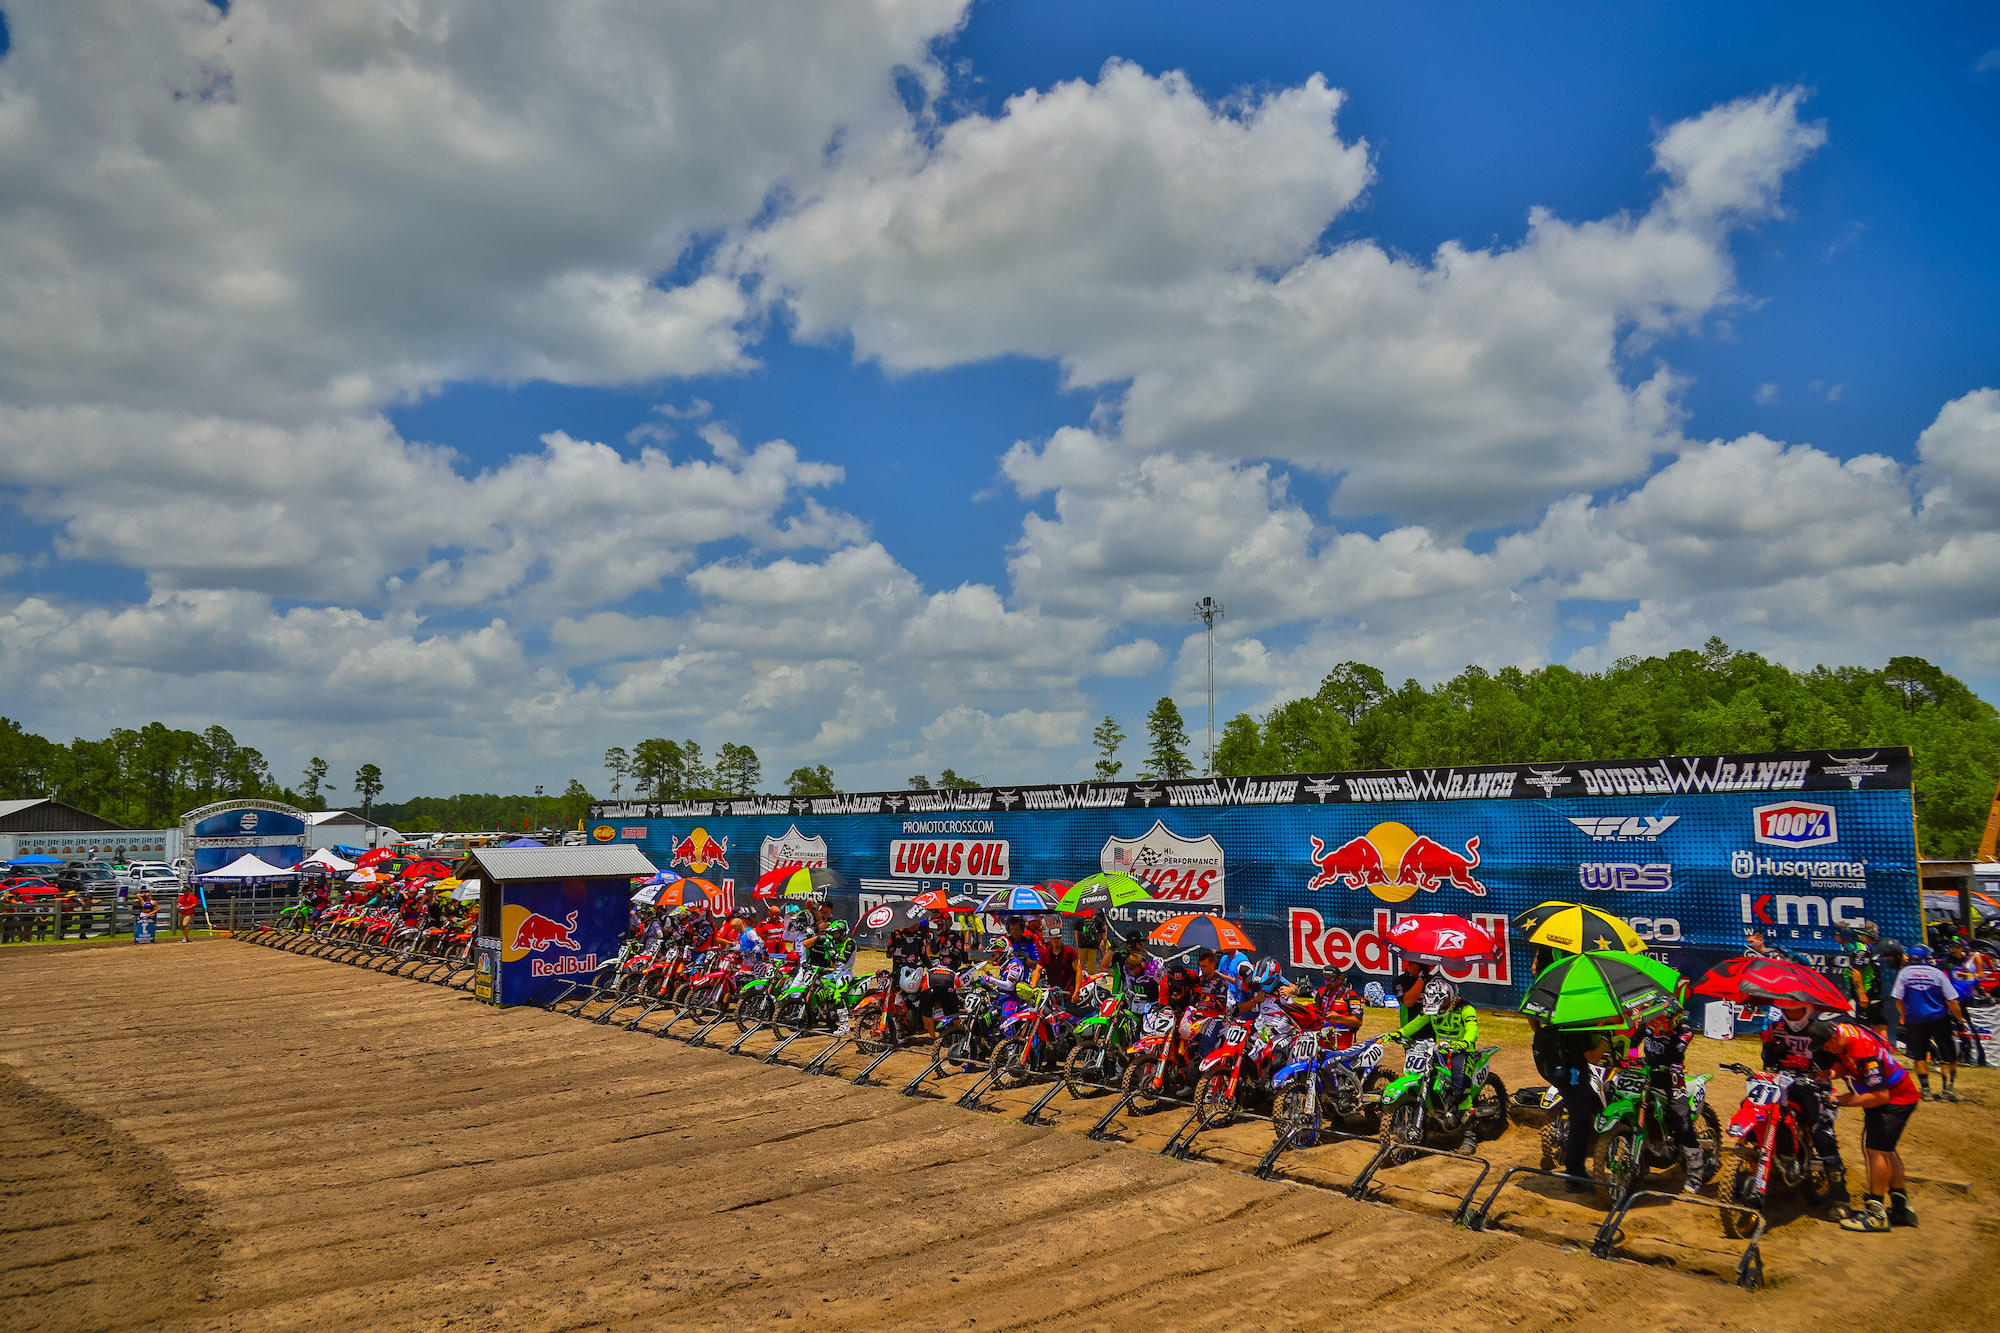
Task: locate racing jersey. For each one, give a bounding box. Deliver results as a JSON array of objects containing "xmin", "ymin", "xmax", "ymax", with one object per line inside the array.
[
  {"xmin": 886, "ymin": 926, "xmax": 928, "ymax": 971},
  {"xmin": 1396, "ymin": 1003, "xmax": 1479, "ymax": 1050},
  {"xmin": 1761, "ymin": 1025, "xmax": 1821, "ymax": 1072},
  {"xmin": 928, "ymin": 930, "xmax": 973, "ymax": 972},
  {"xmin": 1818, "ymin": 1021, "xmax": 1920, "ymax": 1105},
  {"xmin": 1162, "ymin": 965, "xmax": 1229, "ymax": 1011}
]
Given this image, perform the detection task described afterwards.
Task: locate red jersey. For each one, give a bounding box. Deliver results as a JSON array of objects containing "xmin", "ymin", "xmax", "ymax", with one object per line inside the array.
[{"xmin": 1819, "ymin": 1022, "xmax": 1920, "ymax": 1106}]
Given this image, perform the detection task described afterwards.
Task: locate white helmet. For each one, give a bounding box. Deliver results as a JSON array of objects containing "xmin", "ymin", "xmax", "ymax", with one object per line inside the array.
[{"xmin": 1421, "ymin": 979, "xmax": 1457, "ymax": 1015}]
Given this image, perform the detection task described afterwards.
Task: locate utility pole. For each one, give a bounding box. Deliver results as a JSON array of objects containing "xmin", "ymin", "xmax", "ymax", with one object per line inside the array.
[{"xmin": 1191, "ymin": 596, "xmax": 1224, "ymax": 775}]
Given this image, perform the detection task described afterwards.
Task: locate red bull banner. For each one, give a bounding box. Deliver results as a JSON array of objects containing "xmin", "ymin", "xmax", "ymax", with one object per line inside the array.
[
  {"xmin": 592, "ymin": 747, "xmax": 1918, "ymax": 1004},
  {"xmin": 493, "ymin": 879, "xmax": 630, "ymax": 1006}
]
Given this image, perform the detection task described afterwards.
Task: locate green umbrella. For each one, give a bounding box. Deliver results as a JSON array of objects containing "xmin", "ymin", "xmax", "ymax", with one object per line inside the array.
[
  {"xmin": 1057, "ymin": 872, "xmax": 1154, "ymax": 915},
  {"xmin": 1520, "ymin": 950, "xmax": 1683, "ymax": 1029}
]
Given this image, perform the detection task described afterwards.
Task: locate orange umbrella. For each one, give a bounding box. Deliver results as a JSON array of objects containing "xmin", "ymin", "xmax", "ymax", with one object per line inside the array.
[
  {"xmin": 1147, "ymin": 913, "xmax": 1255, "ymax": 953},
  {"xmin": 654, "ymin": 878, "xmax": 721, "ymax": 908}
]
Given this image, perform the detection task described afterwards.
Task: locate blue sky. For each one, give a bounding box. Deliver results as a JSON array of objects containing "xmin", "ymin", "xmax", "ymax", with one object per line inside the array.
[{"xmin": 0, "ymin": 2, "xmax": 1996, "ymax": 801}]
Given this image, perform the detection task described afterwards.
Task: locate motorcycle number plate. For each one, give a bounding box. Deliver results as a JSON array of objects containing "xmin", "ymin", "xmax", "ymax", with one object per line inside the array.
[
  {"xmin": 1142, "ymin": 1008, "xmax": 1173, "ymax": 1035},
  {"xmin": 1615, "ymin": 1067, "xmax": 1648, "ymax": 1095},
  {"xmin": 1292, "ymin": 1034, "xmax": 1318, "ymax": 1060},
  {"xmin": 1747, "ymin": 1080, "xmax": 1784, "ymax": 1106},
  {"xmin": 1223, "ymin": 1023, "xmax": 1249, "ymax": 1046},
  {"xmin": 1354, "ymin": 1043, "xmax": 1383, "ymax": 1070},
  {"xmin": 1404, "ymin": 1046, "xmax": 1432, "ymax": 1075}
]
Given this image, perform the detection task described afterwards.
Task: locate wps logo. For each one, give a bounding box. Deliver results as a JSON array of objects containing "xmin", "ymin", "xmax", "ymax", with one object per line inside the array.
[
  {"xmin": 1101, "ymin": 821, "xmax": 1224, "ymax": 905},
  {"xmin": 1578, "ymin": 863, "xmax": 1672, "ymax": 893},
  {"xmin": 1754, "ymin": 802, "xmax": 1837, "ymax": 848}
]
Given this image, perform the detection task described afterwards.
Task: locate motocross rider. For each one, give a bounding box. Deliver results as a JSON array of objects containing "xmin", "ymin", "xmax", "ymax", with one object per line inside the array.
[
  {"xmin": 1815, "ymin": 1017, "xmax": 1922, "ymax": 1232},
  {"xmin": 1628, "ymin": 1002, "xmax": 1708, "ymax": 1193},
  {"xmin": 1311, "ymin": 971, "xmax": 1363, "ymax": 1051},
  {"xmin": 1163, "ymin": 948, "xmax": 1232, "ymax": 1061},
  {"xmin": 1394, "ymin": 977, "xmax": 1484, "ymax": 1154},
  {"xmin": 1760, "ymin": 1002, "xmax": 1846, "ymax": 1195}
]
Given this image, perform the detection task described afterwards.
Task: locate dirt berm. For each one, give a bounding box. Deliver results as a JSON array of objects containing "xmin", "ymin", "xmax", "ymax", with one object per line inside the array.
[{"xmin": 2, "ymin": 941, "xmax": 1995, "ymax": 1331}]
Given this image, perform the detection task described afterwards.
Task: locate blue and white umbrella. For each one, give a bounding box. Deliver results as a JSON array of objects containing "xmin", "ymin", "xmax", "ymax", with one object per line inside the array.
[{"xmin": 975, "ymin": 885, "xmax": 1061, "ymax": 915}]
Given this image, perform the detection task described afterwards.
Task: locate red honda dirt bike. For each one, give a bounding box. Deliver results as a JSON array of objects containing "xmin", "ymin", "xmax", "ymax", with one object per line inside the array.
[
  {"xmin": 681, "ymin": 951, "xmax": 753, "ymax": 1016},
  {"xmin": 988, "ymin": 984, "xmax": 1078, "ymax": 1089},
  {"xmin": 1715, "ymin": 1061, "xmax": 1847, "ymax": 1238},
  {"xmin": 1193, "ymin": 1000, "xmax": 1324, "ymax": 1127},
  {"xmin": 1121, "ymin": 997, "xmax": 1224, "ymax": 1112}
]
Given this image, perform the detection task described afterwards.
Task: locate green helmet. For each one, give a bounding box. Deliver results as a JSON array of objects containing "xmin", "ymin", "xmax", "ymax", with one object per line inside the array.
[{"xmin": 825, "ymin": 919, "xmax": 850, "ymax": 940}]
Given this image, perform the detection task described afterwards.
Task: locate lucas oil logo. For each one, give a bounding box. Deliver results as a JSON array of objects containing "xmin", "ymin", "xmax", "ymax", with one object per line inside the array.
[
  {"xmin": 1306, "ymin": 822, "xmax": 1486, "ymax": 901},
  {"xmin": 759, "ymin": 825, "xmax": 828, "ymax": 873},
  {"xmin": 1101, "ymin": 821, "xmax": 1225, "ymax": 906},
  {"xmin": 1754, "ymin": 802, "xmax": 1837, "ymax": 848},
  {"xmin": 670, "ymin": 827, "xmax": 729, "ymax": 872}
]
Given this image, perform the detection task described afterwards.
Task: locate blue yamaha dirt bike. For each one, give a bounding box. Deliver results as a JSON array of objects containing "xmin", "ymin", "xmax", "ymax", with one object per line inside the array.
[{"xmin": 1271, "ymin": 1036, "xmax": 1389, "ymax": 1147}]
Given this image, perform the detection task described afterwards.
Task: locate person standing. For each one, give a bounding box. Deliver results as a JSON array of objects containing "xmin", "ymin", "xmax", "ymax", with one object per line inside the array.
[
  {"xmin": 1817, "ymin": 1018, "xmax": 1923, "ymax": 1232},
  {"xmin": 1892, "ymin": 945, "xmax": 1965, "ymax": 1101},
  {"xmin": 1875, "ymin": 940, "xmax": 1907, "ymax": 1048},
  {"xmin": 134, "ymin": 889, "xmax": 160, "ymax": 943},
  {"xmin": 1533, "ymin": 1019, "xmax": 1608, "ymax": 1191},
  {"xmin": 174, "ymin": 887, "xmax": 201, "ymax": 943},
  {"xmin": 1073, "ymin": 911, "xmax": 1103, "ymax": 976}
]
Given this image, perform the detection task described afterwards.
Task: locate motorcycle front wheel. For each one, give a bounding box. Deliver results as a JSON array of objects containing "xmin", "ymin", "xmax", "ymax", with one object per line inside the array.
[
  {"xmin": 1194, "ymin": 1072, "xmax": 1237, "ymax": 1128},
  {"xmin": 989, "ymin": 1038, "xmax": 1035, "ymax": 1090},
  {"xmin": 1471, "ymin": 1075, "xmax": 1509, "ymax": 1141},
  {"xmin": 1589, "ymin": 1128, "xmax": 1643, "ymax": 1203},
  {"xmin": 1121, "ymin": 1056, "xmax": 1171, "ymax": 1115},
  {"xmin": 733, "ymin": 989, "xmax": 773, "ymax": 1033},
  {"xmin": 1274, "ymin": 1082, "xmax": 1319, "ymax": 1147}
]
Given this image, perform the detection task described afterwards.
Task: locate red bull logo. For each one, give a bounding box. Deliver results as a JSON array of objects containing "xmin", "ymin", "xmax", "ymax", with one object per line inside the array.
[
  {"xmin": 1306, "ymin": 822, "xmax": 1485, "ymax": 902},
  {"xmin": 670, "ymin": 827, "xmax": 729, "ymax": 873},
  {"xmin": 510, "ymin": 909, "xmax": 579, "ymax": 954}
]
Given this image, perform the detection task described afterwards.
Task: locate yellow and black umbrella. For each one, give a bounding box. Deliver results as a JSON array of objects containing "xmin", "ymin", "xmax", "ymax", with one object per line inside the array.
[{"xmin": 1514, "ymin": 901, "xmax": 1645, "ymax": 954}]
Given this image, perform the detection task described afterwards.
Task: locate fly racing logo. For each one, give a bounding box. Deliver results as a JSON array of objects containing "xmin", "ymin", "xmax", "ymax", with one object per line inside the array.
[{"xmin": 1567, "ymin": 815, "xmax": 1679, "ymax": 842}]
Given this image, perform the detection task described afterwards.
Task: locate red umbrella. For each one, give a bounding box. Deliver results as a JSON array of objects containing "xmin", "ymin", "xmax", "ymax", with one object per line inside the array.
[
  {"xmin": 1385, "ymin": 914, "xmax": 1498, "ymax": 965},
  {"xmin": 399, "ymin": 860, "xmax": 452, "ymax": 881},
  {"xmin": 910, "ymin": 889, "xmax": 980, "ymax": 914},
  {"xmin": 1147, "ymin": 913, "xmax": 1255, "ymax": 953},
  {"xmin": 355, "ymin": 848, "xmax": 396, "ymax": 867},
  {"xmin": 754, "ymin": 862, "xmax": 805, "ymax": 899},
  {"xmin": 1690, "ymin": 957, "xmax": 1850, "ymax": 1012}
]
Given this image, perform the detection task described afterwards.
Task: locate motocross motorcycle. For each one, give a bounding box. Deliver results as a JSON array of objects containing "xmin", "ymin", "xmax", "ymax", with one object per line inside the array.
[
  {"xmin": 680, "ymin": 951, "xmax": 752, "ymax": 1016},
  {"xmin": 1193, "ymin": 1000, "xmax": 1324, "ymax": 1128},
  {"xmin": 771, "ymin": 962, "xmax": 871, "ymax": 1036},
  {"xmin": 931, "ymin": 972, "xmax": 998, "ymax": 1071},
  {"xmin": 1715, "ymin": 1062, "xmax": 1847, "ymax": 1238},
  {"xmin": 1121, "ymin": 997, "xmax": 1224, "ymax": 1113},
  {"xmin": 848, "ymin": 968, "xmax": 922, "ymax": 1051},
  {"xmin": 1377, "ymin": 1037, "xmax": 1508, "ymax": 1159},
  {"xmin": 1064, "ymin": 980, "xmax": 1141, "ymax": 1094},
  {"xmin": 732, "ymin": 954, "xmax": 787, "ymax": 1032},
  {"xmin": 1585, "ymin": 1055, "xmax": 1721, "ymax": 1203},
  {"xmin": 989, "ymin": 984, "xmax": 1079, "ymax": 1089},
  {"xmin": 1271, "ymin": 1036, "xmax": 1389, "ymax": 1147}
]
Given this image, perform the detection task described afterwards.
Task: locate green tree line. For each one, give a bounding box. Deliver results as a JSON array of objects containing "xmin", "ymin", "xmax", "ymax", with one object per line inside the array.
[
  {"xmin": 0, "ymin": 718, "xmax": 303, "ymax": 827},
  {"xmin": 1084, "ymin": 641, "xmax": 1998, "ymax": 856}
]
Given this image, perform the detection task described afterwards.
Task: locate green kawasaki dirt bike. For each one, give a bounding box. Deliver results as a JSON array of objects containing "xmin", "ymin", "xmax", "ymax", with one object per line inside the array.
[
  {"xmin": 770, "ymin": 961, "xmax": 871, "ymax": 1035},
  {"xmin": 1062, "ymin": 980, "xmax": 1139, "ymax": 1094},
  {"xmin": 1585, "ymin": 1056, "xmax": 1721, "ymax": 1203},
  {"xmin": 1377, "ymin": 1037, "xmax": 1508, "ymax": 1160}
]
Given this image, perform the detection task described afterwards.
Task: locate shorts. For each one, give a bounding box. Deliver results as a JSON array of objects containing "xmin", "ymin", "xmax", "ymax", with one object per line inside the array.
[
  {"xmin": 1904, "ymin": 1018, "xmax": 1957, "ymax": 1064},
  {"xmin": 1861, "ymin": 1100, "xmax": 1915, "ymax": 1153}
]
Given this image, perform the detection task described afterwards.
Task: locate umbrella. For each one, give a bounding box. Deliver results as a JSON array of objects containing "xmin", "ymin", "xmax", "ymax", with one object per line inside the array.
[
  {"xmin": 1384, "ymin": 913, "xmax": 1499, "ymax": 965},
  {"xmin": 910, "ymin": 889, "xmax": 981, "ymax": 914},
  {"xmin": 1147, "ymin": 913, "xmax": 1255, "ymax": 953},
  {"xmin": 1057, "ymin": 872, "xmax": 1154, "ymax": 915},
  {"xmin": 651, "ymin": 877, "xmax": 720, "ymax": 909},
  {"xmin": 452, "ymin": 879, "xmax": 483, "ymax": 903},
  {"xmin": 301, "ymin": 849, "xmax": 356, "ymax": 872},
  {"xmin": 976, "ymin": 885, "xmax": 1061, "ymax": 915},
  {"xmin": 9, "ymin": 855, "xmax": 63, "ymax": 866},
  {"xmin": 1690, "ymin": 957, "xmax": 1851, "ymax": 1012},
  {"xmin": 504, "ymin": 837, "xmax": 544, "ymax": 848},
  {"xmin": 784, "ymin": 867, "xmax": 844, "ymax": 898},
  {"xmin": 1521, "ymin": 950, "xmax": 1683, "ymax": 1028},
  {"xmin": 1514, "ymin": 901, "xmax": 1646, "ymax": 954},
  {"xmin": 345, "ymin": 870, "xmax": 377, "ymax": 884},
  {"xmin": 755, "ymin": 862, "xmax": 805, "ymax": 895},
  {"xmin": 399, "ymin": 860, "xmax": 453, "ymax": 881},
  {"xmin": 860, "ymin": 899, "xmax": 932, "ymax": 933},
  {"xmin": 355, "ymin": 848, "xmax": 396, "ymax": 867}
]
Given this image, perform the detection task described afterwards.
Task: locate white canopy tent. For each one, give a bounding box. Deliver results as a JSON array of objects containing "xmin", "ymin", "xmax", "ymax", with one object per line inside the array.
[
  {"xmin": 301, "ymin": 848, "xmax": 356, "ymax": 872},
  {"xmin": 197, "ymin": 853, "xmax": 300, "ymax": 881}
]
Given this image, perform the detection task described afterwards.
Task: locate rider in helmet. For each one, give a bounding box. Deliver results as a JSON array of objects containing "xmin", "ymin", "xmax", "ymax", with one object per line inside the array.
[
  {"xmin": 1630, "ymin": 1001, "xmax": 1707, "ymax": 1192},
  {"xmin": 1394, "ymin": 977, "xmax": 1483, "ymax": 1153},
  {"xmin": 1761, "ymin": 1002, "xmax": 1845, "ymax": 1190}
]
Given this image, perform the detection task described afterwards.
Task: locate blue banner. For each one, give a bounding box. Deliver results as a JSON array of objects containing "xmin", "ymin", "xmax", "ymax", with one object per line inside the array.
[
  {"xmin": 182, "ymin": 800, "xmax": 308, "ymax": 879},
  {"xmin": 495, "ymin": 877, "xmax": 629, "ymax": 1007},
  {"xmin": 591, "ymin": 747, "xmax": 1919, "ymax": 1004}
]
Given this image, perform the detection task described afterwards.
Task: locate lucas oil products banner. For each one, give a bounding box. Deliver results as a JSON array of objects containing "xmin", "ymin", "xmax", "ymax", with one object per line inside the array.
[{"xmin": 591, "ymin": 747, "xmax": 1918, "ymax": 1006}]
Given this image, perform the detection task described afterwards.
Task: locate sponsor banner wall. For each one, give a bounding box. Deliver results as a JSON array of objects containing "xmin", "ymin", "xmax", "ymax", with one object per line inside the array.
[
  {"xmin": 494, "ymin": 878, "xmax": 629, "ymax": 1007},
  {"xmin": 592, "ymin": 748, "xmax": 1918, "ymax": 1005},
  {"xmin": 181, "ymin": 801, "xmax": 308, "ymax": 879}
]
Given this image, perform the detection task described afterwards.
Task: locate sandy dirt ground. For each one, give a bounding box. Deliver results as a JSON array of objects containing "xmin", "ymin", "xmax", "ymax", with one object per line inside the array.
[{"xmin": 2, "ymin": 939, "xmax": 1996, "ymax": 1332}]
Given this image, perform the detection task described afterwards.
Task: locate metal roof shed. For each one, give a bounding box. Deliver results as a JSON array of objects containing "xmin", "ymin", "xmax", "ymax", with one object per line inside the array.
[{"xmin": 463, "ymin": 845, "xmax": 655, "ymax": 1006}]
